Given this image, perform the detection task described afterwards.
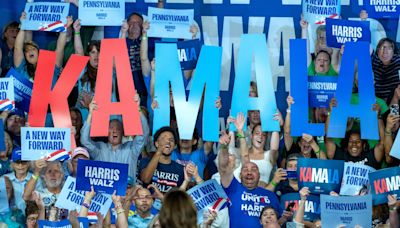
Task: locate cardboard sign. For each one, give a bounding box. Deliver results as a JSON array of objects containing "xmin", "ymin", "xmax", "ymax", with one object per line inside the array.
[
  {"xmin": 321, "ymin": 194, "xmax": 372, "ymax": 228},
  {"xmin": 298, "ymin": 158, "xmax": 344, "ymax": 194},
  {"xmin": 21, "ymin": 2, "xmax": 69, "ymax": 32},
  {"xmin": 5, "ymin": 68, "xmax": 33, "ymax": 113},
  {"xmin": 340, "ymin": 162, "xmax": 375, "ymax": 196},
  {"xmin": 76, "ymin": 159, "xmax": 129, "ymax": 195},
  {"xmin": 280, "ymin": 193, "xmax": 320, "ymax": 221},
  {"xmin": 308, "ymin": 76, "xmax": 337, "ymax": 108},
  {"xmin": 364, "ymin": 0, "xmax": 400, "ymax": 18},
  {"xmin": 147, "ymin": 7, "xmax": 194, "ymax": 39},
  {"xmin": 302, "ymin": 0, "xmax": 341, "ymax": 25},
  {"xmin": 21, "ymin": 127, "xmax": 71, "ymax": 161},
  {"xmin": 326, "ymin": 18, "xmax": 371, "ymax": 48},
  {"xmin": 55, "ymin": 176, "xmax": 112, "ymax": 216},
  {"xmin": 369, "ymin": 167, "xmax": 400, "ymax": 205},
  {"xmin": 187, "ymin": 179, "xmax": 230, "ymax": 224},
  {"xmin": 79, "ymin": 0, "xmax": 124, "ymax": 26},
  {"xmin": 38, "ymin": 217, "xmax": 89, "ymax": 228}
]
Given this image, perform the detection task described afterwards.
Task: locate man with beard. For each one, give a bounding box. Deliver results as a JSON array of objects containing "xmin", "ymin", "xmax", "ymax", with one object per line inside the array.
[
  {"xmin": 139, "ymin": 126, "xmax": 184, "ymax": 193},
  {"xmin": 127, "ymin": 187, "xmax": 155, "ymax": 228},
  {"xmin": 81, "ymin": 99, "xmax": 149, "ymax": 182},
  {"xmin": 219, "ymin": 131, "xmax": 283, "ymax": 228},
  {"xmin": 1, "ymin": 110, "xmax": 26, "ymax": 147},
  {"xmin": 23, "ymin": 160, "xmax": 68, "ymax": 220}
]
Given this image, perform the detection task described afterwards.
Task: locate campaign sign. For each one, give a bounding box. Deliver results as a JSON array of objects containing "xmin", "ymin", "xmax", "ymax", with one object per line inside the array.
[
  {"xmin": 21, "ymin": 127, "xmax": 71, "ymax": 161},
  {"xmin": 340, "ymin": 162, "xmax": 375, "ymax": 196},
  {"xmin": 364, "ymin": 0, "xmax": 400, "ymax": 18},
  {"xmin": 0, "ymin": 78, "xmax": 15, "ymax": 111},
  {"xmin": 5, "ymin": 68, "xmax": 33, "ymax": 113},
  {"xmin": 38, "ymin": 217, "xmax": 89, "ymax": 228},
  {"xmin": 308, "ymin": 76, "xmax": 337, "ymax": 108},
  {"xmin": 302, "ymin": 0, "xmax": 341, "ymax": 25},
  {"xmin": 147, "ymin": 7, "xmax": 194, "ymax": 39},
  {"xmin": 187, "ymin": 179, "xmax": 230, "ymax": 225},
  {"xmin": 369, "ymin": 167, "xmax": 400, "ymax": 205},
  {"xmin": 321, "ymin": 194, "xmax": 372, "ymax": 228},
  {"xmin": 280, "ymin": 193, "xmax": 320, "ymax": 221},
  {"xmin": 79, "ymin": 0, "xmax": 125, "ymax": 26},
  {"xmin": 21, "ymin": 2, "xmax": 69, "ymax": 32},
  {"xmin": 76, "ymin": 159, "xmax": 128, "ymax": 195},
  {"xmin": 55, "ymin": 176, "xmax": 112, "ymax": 216},
  {"xmin": 326, "ymin": 18, "xmax": 371, "ymax": 48},
  {"xmin": 177, "ymin": 39, "xmax": 201, "ymax": 70},
  {"xmin": 298, "ymin": 158, "xmax": 344, "ymax": 194},
  {"xmin": 0, "ymin": 177, "xmax": 9, "ymax": 213}
]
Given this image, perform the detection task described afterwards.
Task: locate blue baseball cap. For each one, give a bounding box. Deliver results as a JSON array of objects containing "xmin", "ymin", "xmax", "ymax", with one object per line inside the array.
[{"xmin": 11, "ymin": 146, "xmax": 22, "ymax": 162}]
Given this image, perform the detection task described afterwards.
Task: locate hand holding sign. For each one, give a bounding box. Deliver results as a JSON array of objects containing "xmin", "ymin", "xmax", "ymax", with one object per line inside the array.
[
  {"xmin": 34, "ymin": 158, "xmax": 47, "ymax": 176},
  {"xmin": 299, "ymin": 187, "xmax": 310, "ymax": 200}
]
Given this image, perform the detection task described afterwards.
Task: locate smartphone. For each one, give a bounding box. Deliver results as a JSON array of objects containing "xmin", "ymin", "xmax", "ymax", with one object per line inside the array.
[
  {"xmin": 286, "ymin": 170, "xmax": 297, "ymax": 179},
  {"xmin": 286, "ymin": 202, "xmax": 295, "ymax": 211},
  {"xmin": 390, "ymin": 104, "xmax": 399, "ymax": 116}
]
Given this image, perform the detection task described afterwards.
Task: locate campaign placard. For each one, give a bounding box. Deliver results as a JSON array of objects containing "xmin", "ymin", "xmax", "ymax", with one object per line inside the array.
[
  {"xmin": 280, "ymin": 193, "xmax": 320, "ymax": 221},
  {"xmin": 364, "ymin": 0, "xmax": 400, "ymax": 18},
  {"xmin": 326, "ymin": 18, "xmax": 371, "ymax": 48},
  {"xmin": 0, "ymin": 177, "xmax": 9, "ymax": 213},
  {"xmin": 76, "ymin": 159, "xmax": 129, "ymax": 195},
  {"xmin": 0, "ymin": 78, "xmax": 15, "ymax": 111},
  {"xmin": 187, "ymin": 179, "xmax": 230, "ymax": 225},
  {"xmin": 55, "ymin": 176, "xmax": 112, "ymax": 216},
  {"xmin": 369, "ymin": 167, "xmax": 400, "ymax": 205},
  {"xmin": 308, "ymin": 76, "xmax": 337, "ymax": 108},
  {"xmin": 147, "ymin": 7, "xmax": 194, "ymax": 39},
  {"xmin": 38, "ymin": 217, "xmax": 89, "ymax": 228},
  {"xmin": 298, "ymin": 158, "xmax": 344, "ymax": 194},
  {"xmin": 79, "ymin": 0, "xmax": 125, "ymax": 26},
  {"xmin": 321, "ymin": 194, "xmax": 372, "ymax": 228},
  {"xmin": 340, "ymin": 162, "xmax": 375, "ymax": 196},
  {"xmin": 21, "ymin": 2, "xmax": 69, "ymax": 32},
  {"xmin": 302, "ymin": 0, "xmax": 341, "ymax": 25},
  {"xmin": 21, "ymin": 127, "xmax": 71, "ymax": 161},
  {"xmin": 5, "ymin": 68, "xmax": 33, "ymax": 113}
]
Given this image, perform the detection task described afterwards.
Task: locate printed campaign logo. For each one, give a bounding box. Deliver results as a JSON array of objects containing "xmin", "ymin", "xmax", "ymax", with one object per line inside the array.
[
  {"xmin": 280, "ymin": 193, "xmax": 320, "ymax": 221},
  {"xmin": 38, "ymin": 21, "xmax": 66, "ymax": 32},
  {"xmin": 369, "ymin": 167, "xmax": 400, "ymax": 205},
  {"xmin": 22, "ymin": 2, "xmax": 69, "ymax": 32},
  {"xmin": 45, "ymin": 149, "xmax": 71, "ymax": 162}
]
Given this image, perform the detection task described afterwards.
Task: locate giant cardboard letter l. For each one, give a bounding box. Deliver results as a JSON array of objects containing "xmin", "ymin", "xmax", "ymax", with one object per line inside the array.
[{"xmin": 91, "ymin": 39, "xmax": 143, "ymax": 137}]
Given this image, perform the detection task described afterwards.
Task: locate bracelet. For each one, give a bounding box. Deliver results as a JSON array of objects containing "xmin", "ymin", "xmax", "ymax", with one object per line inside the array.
[
  {"xmin": 220, "ymin": 144, "xmax": 227, "ymax": 149},
  {"xmin": 270, "ymin": 180, "xmax": 277, "ymax": 187},
  {"xmin": 314, "ymin": 148, "xmax": 321, "ymax": 154},
  {"xmin": 389, "ymin": 206, "xmax": 397, "ymax": 212},
  {"xmin": 286, "ymin": 109, "xmax": 291, "ymax": 113},
  {"xmin": 116, "ymin": 209, "xmax": 125, "ymax": 215},
  {"xmin": 236, "ymin": 132, "xmax": 245, "ymax": 139},
  {"xmin": 82, "ymin": 202, "xmax": 90, "ymax": 209},
  {"xmin": 327, "ymin": 112, "xmax": 331, "ymax": 116},
  {"xmin": 32, "ymin": 174, "xmax": 39, "ymax": 181},
  {"xmin": 74, "ymin": 32, "xmax": 80, "ymax": 35},
  {"xmin": 142, "ymin": 35, "xmax": 147, "ymax": 40},
  {"xmin": 384, "ymin": 129, "xmax": 392, "ymax": 136}
]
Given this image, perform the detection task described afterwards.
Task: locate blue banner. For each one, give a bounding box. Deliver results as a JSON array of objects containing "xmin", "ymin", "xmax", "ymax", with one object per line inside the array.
[
  {"xmin": 369, "ymin": 167, "xmax": 400, "ymax": 205},
  {"xmin": 298, "ymin": 158, "xmax": 344, "ymax": 194},
  {"xmin": 326, "ymin": 18, "xmax": 371, "ymax": 48},
  {"xmin": 79, "ymin": 0, "xmax": 124, "ymax": 26},
  {"xmin": 320, "ymin": 194, "xmax": 372, "ymax": 228},
  {"xmin": 38, "ymin": 217, "xmax": 89, "ymax": 228},
  {"xmin": 308, "ymin": 76, "xmax": 337, "ymax": 108},
  {"xmin": 302, "ymin": 0, "xmax": 341, "ymax": 24},
  {"xmin": 148, "ymin": 7, "xmax": 194, "ymax": 40},
  {"xmin": 21, "ymin": 127, "xmax": 71, "ymax": 161},
  {"xmin": 340, "ymin": 162, "xmax": 375, "ymax": 196},
  {"xmin": 5, "ymin": 68, "xmax": 33, "ymax": 113},
  {"xmin": 187, "ymin": 179, "xmax": 230, "ymax": 225},
  {"xmin": 55, "ymin": 176, "xmax": 113, "ymax": 216},
  {"xmin": 21, "ymin": 2, "xmax": 69, "ymax": 32},
  {"xmin": 280, "ymin": 193, "xmax": 320, "ymax": 221},
  {"xmin": 364, "ymin": 0, "xmax": 400, "ymax": 18},
  {"xmin": 0, "ymin": 78, "xmax": 15, "ymax": 111},
  {"xmin": 76, "ymin": 159, "xmax": 129, "ymax": 196}
]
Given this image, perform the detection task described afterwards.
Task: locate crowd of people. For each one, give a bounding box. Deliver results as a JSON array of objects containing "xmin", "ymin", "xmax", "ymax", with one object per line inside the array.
[{"xmin": 0, "ymin": 0, "xmax": 399, "ymax": 227}]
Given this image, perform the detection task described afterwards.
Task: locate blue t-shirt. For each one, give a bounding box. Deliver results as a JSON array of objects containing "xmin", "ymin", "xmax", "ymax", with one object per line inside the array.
[
  {"xmin": 138, "ymin": 158, "xmax": 184, "ymax": 193},
  {"xmin": 126, "ymin": 38, "xmax": 147, "ymax": 96},
  {"xmin": 171, "ymin": 148, "xmax": 208, "ymax": 179},
  {"xmin": 224, "ymin": 178, "xmax": 282, "ymax": 228}
]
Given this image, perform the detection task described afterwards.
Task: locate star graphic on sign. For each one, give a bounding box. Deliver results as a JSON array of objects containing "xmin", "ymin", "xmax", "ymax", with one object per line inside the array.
[{"xmin": 39, "ymin": 22, "xmax": 49, "ymax": 29}]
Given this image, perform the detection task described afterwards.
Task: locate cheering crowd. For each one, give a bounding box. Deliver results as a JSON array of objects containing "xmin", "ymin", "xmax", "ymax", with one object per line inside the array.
[{"xmin": 0, "ymin": 0, "xmax": 400, "ymax": 227}]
